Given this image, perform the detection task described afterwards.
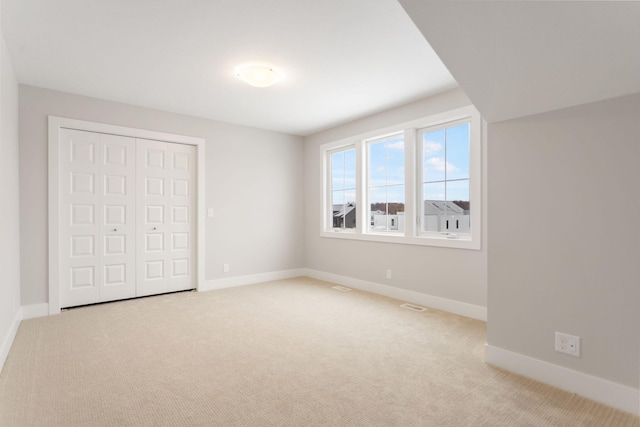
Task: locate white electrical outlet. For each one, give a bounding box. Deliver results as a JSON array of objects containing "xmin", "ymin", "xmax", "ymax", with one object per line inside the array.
[
  {"xmin": 223, "ymin": 263, "xmax": 229, "ymax": 273},
  {"xmin": 386, "ymin": 269, "xmax": 392, "ymax": 280},
  {"xmin": 555, "ymin": 332, "xmax": 581, "ymax": 357}
]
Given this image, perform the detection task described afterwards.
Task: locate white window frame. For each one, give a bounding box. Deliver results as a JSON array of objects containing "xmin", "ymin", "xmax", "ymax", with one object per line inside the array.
[
  {"xmin": 365, "ymin": 131, "xmax": 405, "ymax": 236},
  {"xmin": 417, "ymin": 117, "xmax": 474, "ymax": 239},
  {"xmin": 326, "ymin": 145, "xmax": 358, "ymax": 233},
  {"xmin": 320, "ymin": 105, "xmax": 481, "ymax": 250}
]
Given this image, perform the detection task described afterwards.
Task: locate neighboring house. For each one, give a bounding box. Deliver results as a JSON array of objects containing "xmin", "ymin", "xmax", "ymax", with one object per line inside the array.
[
  {"xmin": 371, "ymin": 211, "xmax": 405, "ymax": 231},
  {"xmin": 424, "ymin": 200, "xmax": 470, "ymax": 233},
  {"xmin": 333, "ymin": 203, "xmax": 356, "ymax": 229},
  {"xmin": 369, "ymin": 200, "xmax": 470, "ymax": 233}
]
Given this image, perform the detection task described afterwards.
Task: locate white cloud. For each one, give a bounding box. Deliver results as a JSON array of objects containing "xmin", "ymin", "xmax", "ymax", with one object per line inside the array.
[
  {"xmin": 425, "ymin": 156, "xmax": 459, "ymax": 173},
  {"xmin": 423, "ymin": 141, "xmax": 442, "ymax": 155},
  {"xmin": 387, "ymin": 141, "xmax": 404, "ymax": 150}
]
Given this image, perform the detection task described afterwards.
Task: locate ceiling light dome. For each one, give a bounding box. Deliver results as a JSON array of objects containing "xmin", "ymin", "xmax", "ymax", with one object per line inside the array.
[{"xmin": 236, "ymin": 65, "xmax": 281, "ymax": 88}]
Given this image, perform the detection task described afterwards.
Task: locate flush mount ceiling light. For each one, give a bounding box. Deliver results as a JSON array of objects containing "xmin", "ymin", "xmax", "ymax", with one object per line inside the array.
[{"xmin": 236, "ymin": 65, "xmax": 281, "ymax": 88}]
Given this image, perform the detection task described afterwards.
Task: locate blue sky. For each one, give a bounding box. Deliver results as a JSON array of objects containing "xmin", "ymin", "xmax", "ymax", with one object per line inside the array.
[
  {"xmin": 331, "ymin": 122, "xmax": 470, "ymax": 208},
  {"xmin": 369, "ymin": 134, "xmax": 405, "ymax": 207},
  {"xmin": 422, "ymin": 123, "xmax": 470, "ymax": 202},
  {"xmin": 331, "ymin": 148, "xmax": 356, "ymax": 206}
]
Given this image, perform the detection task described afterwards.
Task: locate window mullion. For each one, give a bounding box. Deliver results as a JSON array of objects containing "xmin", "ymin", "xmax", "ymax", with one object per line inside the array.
[
  {"xmin": 342, "ymin": 151, "xmax": 347, "ymax": 230},
  {"xmin": 443, "ymin": 127, "xmax": 448, "ymax": 225},
  {"xmin": 385, "ymin": 141, "xmax": 389, "ymax": 230},
  {"xmin": 404, "ymin": 128, "xmax": 416, "ymax": 237},
  {"xmin": 355, "ymin": 141, "xmax": 364, "ymax": 235}
]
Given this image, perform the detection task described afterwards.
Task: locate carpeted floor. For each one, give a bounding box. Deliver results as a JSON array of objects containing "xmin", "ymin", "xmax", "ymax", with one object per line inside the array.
[{"xmin": 0, "ymin": 277, "xmax": 637, "ymax": 426}]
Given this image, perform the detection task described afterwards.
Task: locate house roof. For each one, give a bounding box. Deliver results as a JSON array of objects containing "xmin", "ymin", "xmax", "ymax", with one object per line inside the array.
[
  {"xmin": 333, "ymin": 204, "xmax": 356, "ymax": 218},
  {"xmin": 424, "ymin": 201, "xmax": 465, "ymax": 215}
]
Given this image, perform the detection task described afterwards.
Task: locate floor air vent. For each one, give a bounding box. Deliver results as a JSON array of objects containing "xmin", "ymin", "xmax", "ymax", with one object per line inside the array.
[
  {"xmin": 400, "ymin": 303, "xmax": 426, "ymax": 312},
  {"xmin": 332, "ymin": 286, "xmax": 352, "ymax": 292}
]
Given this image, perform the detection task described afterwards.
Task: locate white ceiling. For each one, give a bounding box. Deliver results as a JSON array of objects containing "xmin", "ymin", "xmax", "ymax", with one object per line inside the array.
[
  {"xmin": 1, "ymin": 0, "xmax": 458, "ymax": 136},
  {"xmin": 399, "ymin": 1, "xmax": 640, "ymax": 123}
]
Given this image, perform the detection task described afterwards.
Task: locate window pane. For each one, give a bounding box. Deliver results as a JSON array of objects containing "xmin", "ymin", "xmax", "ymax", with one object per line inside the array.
[
  {"xmin": 387, "ymin": 185, "xmax": 405, "ymax": 211},
  {"xmin": 447, "ymin": 179, "xmax": 469, "ymax": 206},
  {"xmin": 423, "ymin": 182, "xmax": 445, "ymax": 232},
  {"xmin": 330, "ymin": 147, "xmax": 356, "ymax": 230},
  {"xmin": 369, "ymin": 141, "xmax": 386, "ymax": 188},
  {"xmin": 423, "ymin": 181, "xmax": 445, "ymax": 202},
  {"xmin": 422, "ymin": 180, "xmax": 470, "ymax": 233},
  {"xmin": 447, "ymin": 180, "xmax": 470, "ymax": 233},
  {"xmin": 343, "ymin": 189, "xmax": 356, "ymax": 229},
  {"xmin": 369, "ymin": 186, "xmax": 387, "ymax": 230},
  {"xmin": 446, "ymin": 124, "xmax": 470, "ymax": 180},
  {"xmin": 423, "ymin": 129, "xmax": 445, "ymax": 183},
  {"xmin": 343, "ymin": 148, "xmax": 356, "ymax": 190},
  {"xmin": 332, "ymin": 190, "xmax": 345, "ymax": 206},
  {"xmin": 420, "ymin": 121, "xmax": 471, "ymax": 235},
  {"xmin": 386, "ymin": 135, "xmax": 404, "ymax": 186},
  {"xmin": 368, "ymin": 134, "xmax": 404, "ymax": 233},
  {"xmin": 331, "ymin": 191, "xmax": 357, "ymax": 230},
  {"xmin": 387, "ymin": 185, "xmax": 404, "ymax": 232},
  {"xmin": 331, "ymin": 151, "xmax": 345, "ymax": 190}
]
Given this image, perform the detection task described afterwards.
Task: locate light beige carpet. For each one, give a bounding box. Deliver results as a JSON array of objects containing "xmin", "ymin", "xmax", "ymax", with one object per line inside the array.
[{"xmin": 0, "ymin": 277, "xmax": 637, "ymax": 426}]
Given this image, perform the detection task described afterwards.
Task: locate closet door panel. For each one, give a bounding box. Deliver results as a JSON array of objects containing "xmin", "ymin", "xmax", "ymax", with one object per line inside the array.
[
  {"xmin": 167, "ymin": 143, "xmax": 196, "ymax": 292},
  {"xmin": 137, "ymin": 140, "xmax": 170, "ymax": 296},
  {"xmin": 136, "ymin": 139, "xmax": 196, "ymax": 296},
  {"xmin": 60, "ymin": 130, "xmax": 136, "ymax": 307},
  {"xmin": 100, "ymin": 134, "xmax": 136, "ymax": 302},
  {"xmin": 60, "ymin": 129, "xmax": 101, "ymax": 307}
]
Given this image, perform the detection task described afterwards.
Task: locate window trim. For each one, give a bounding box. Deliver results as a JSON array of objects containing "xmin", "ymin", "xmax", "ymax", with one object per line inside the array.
[
  {"xmin": 417, "ymin": 117, "xmax": 474, "ymax": 239},
  {"xmin": 326, "ymin": 145, "xmax": 357, "ymax": 233},
  {"xmin": 320, "ymin": 105, "xmax": 482, "ymax": 250},
  {"xmin": 365, "ymin": 131, "xmax": 405, "ymax": 235}
]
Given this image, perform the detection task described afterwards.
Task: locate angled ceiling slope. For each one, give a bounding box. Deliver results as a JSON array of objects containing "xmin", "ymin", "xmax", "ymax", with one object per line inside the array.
[{"xmin": 399, "ymin": 1, "xmax": 640, "ymax": 123}]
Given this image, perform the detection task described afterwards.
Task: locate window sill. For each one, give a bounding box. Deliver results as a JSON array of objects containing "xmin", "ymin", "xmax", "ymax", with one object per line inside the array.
[{"xmin": 320, "ymin": 230, "xmax": 480, "ymax": 250}]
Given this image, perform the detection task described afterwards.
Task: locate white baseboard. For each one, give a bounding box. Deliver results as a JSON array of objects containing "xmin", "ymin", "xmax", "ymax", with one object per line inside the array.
[
  {"xmin": 486, "ymin": 344, "xmax": 639, "ymax": 416},
  {"xmin": 22, "ymin": 303, "xmax": 50, "ymax": 320},
  {"xmin": 200, "ymin": 268, "xmax": 308, "ymax": 292},
  {"xmin": 302, "ymin": 268, "xmax": 487, "ymax": 321},
  {"xmin": 199, "ymin": 268, "xmax": 486, "ymax": 322},
  {"xmin": 1, "ymin": 303, "xmax": 50, "ymax": 373},
  {"xmin": 0, "ymin": 308, "xmax": 22, "ymax": 374}
]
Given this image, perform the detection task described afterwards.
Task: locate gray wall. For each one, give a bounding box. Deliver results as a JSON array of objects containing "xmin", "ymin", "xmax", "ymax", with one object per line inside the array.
[
  {"xmin": 0, "ymin": 33, "xmax": 20, "ymax": 358},
  {"xmin": 303, "ymin": 88, "xmax": 487, "ymax": 308},
  {"xmin": 19, "ymin": 85, "xmax": 304, "ymax": 306},
  {"xmin": 488, "ymin": 93, "xmax": 640, "ymax": 388}
]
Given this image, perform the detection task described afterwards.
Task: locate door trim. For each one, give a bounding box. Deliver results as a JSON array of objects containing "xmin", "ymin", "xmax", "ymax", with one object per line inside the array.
[{"xmin": 48, "ymin": 116, "xmax": 206, "ymax": 315}]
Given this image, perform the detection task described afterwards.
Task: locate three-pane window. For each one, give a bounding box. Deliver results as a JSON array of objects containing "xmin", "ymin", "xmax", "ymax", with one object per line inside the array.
[{"xmin": 322, "ymin": 106, "xmax": 481, "ymax": 249}]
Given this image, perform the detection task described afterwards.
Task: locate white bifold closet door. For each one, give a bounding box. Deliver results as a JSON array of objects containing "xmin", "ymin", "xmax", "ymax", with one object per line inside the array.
[
  {"xmin": 59, "ymin": 129, "xmax": 196, "ymax": 308},
  {"xmin": 136, "ymin": 139, "xmax": 196, "ymax": 297},
  {"xmin": 60, "ymin": 129, "xmax": 137, "ymax": 307}
]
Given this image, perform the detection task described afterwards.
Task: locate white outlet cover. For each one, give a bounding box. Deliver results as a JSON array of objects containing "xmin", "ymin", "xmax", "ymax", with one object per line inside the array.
[{"xmin": 555, "ymin": 332, "xmax": 581, "ymax": 357}]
